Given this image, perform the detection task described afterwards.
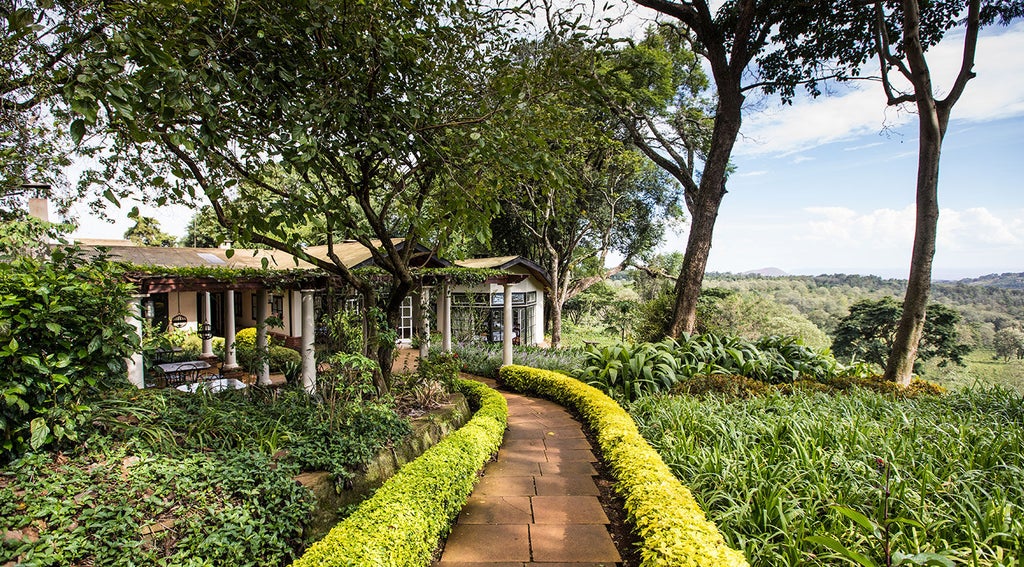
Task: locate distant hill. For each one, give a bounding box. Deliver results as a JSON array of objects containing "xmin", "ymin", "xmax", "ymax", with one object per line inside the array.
[
  {"xmin": 741, "ymin": 267, "xmax": 789, "ymax": 277},
  {"xmin": 954, "ymin": 273, "xmax": 1024, "ymax": 289}
]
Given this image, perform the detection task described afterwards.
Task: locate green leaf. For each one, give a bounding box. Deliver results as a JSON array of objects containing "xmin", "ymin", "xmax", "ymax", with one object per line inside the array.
[
  {"xmin": 30, "ymin": 417, "xmax": 50, "ymax": 450},
  {"xmin": 833, "ymin": 505, "xmax": 882, "ymax": 539},
  {"xmin": 805, "ymin": 535, "xmax": 878, "ymax": 567},
  {"xmin": 893, "ymin": 552, "xmax": 954, "ymax": 567},
  {"xmin": 102, "ymin": 189, "xmax": 121, "ymax": 207},
  {"xmin": 70, "ymin": 119, "xmax": 86, "ymax": 144}
]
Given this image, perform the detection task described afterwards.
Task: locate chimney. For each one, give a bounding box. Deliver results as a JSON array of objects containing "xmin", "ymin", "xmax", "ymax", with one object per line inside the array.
[{"xmin": 28, "ymin": 198, "xmax": 49, "ymax": 223}]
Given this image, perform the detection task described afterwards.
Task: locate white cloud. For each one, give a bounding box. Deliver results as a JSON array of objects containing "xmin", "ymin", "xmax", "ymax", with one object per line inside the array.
[
  {"xmin": 688, "ymin": 205, "xmax": 1024, "ymax": 277},
  {"xmin": 735, "ymin": 22, "xmax": 1024, "ymax": 157},
  {"xmin": 844, "ymin": 142, "xmax": 884, "ymax": 152},
  {"xmin": 802, "ymin": 205, "xmax": 915, "ymax": 248},
  {"xmin": 737, "ymin": 170, "xmax": 769, "ymax": 177}
]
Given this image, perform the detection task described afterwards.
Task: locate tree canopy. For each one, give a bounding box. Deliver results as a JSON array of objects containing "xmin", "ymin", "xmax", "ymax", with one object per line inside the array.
[
  {"xmin": 68, "ymin": 0, "xmax": 521, "ymax": 388},
  {"xmin": 832, "ymin": 297, "xmax": 971, "ymax": 370}
]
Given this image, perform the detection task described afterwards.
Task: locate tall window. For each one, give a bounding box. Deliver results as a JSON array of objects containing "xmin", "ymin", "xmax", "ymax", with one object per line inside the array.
[{"xmin": 399, "ymin": 296, "xmax": 414, "ymax": 341}]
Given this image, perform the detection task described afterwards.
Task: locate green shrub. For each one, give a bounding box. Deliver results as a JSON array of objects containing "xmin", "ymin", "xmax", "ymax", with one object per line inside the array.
[
  {"xmin": 499, "ymin": 365, "xmax": 748, "ymax": 567},
  {"xmin": 417, "ymin": 351, "xmax": 461, "ymax": 391},
  {"xmin": 270, "ymin": 345, "xmax": 302, "ymax": 371},
  {"xmin": 0, "ymin": 228, "xmax": 137, "ymax": 461},
  {"xmin": 291, "ymin": 378, "xmax": 507, "ymax": 567}
]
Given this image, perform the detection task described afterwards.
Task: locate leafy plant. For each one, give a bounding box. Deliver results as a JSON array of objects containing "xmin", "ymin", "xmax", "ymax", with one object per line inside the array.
[
  {"xmin": 0, "ymin": 446, "xmax": 312, "ymax": 566},
  {"xmin": 628, "ymin": 387, "xmax": 1024, "ymax": 566},
  {"xmin": 0, "ymin": 223, "xmax": 137, "ymax": 460}
]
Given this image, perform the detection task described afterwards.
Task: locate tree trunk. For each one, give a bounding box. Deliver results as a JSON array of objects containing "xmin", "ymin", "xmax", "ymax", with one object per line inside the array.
[
  {"xmin": 883, "ymin": 0, "xmax": 953, "ymax": 386},
  {"xmin": 668, "ymin": 91, "xmax": 742, "ymax": 337},
  {"xmin": 550, "ymin": 297, "xmax": 563, "ymax": 348},
  {"xmin": 668, "ymin": 189, "xmax": 725, "ymax": 336}
]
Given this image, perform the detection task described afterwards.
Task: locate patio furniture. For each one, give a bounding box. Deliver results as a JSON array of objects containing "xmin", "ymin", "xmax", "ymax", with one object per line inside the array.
[
  {"xmin": 157, "ymin": 360, "xmax": 212, "ymax": 387},
  {"xmin": 176, "ymin": 377, "xmax": 247, "ymax": 394}
]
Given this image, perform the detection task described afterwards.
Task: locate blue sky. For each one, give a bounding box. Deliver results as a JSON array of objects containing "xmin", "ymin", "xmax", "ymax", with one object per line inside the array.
[
  {"xmin": 68, "ymin": 16, "xmax": 1024, "ymax": 281},
  {"xmin": 662, "ymin": 21, "xmax": 1024, "ymax": 280}
]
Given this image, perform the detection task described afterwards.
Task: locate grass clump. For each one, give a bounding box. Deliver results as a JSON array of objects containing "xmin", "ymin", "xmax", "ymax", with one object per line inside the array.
[{"xmin": 627, "ymin": 387, "xmax": 1024, "ymax": 566}]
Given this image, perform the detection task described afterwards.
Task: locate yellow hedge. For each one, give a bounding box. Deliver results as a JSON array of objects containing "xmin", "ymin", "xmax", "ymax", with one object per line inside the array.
[
  {"xmin": 290, "ymin": 379, "xmax": 507, "ymax": 567},
  {"xmin": 500, "ymin": 365, "xmax": 749, "ymax": 567}
]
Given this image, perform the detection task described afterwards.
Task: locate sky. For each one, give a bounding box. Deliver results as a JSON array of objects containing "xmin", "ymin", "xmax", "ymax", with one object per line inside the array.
[
  {"xmin": 67, "ymin": 13, "xmax": 1024, "ymax": 281},
  {"xmin": 664, "ymin": 21, "xmax": 1024, "ymax": 280}
]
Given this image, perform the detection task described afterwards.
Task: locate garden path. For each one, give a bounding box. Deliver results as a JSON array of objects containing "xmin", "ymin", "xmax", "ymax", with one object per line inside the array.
[{"xmin": 394, "ymin": 349, "xmax": 622, "ymax": 565}]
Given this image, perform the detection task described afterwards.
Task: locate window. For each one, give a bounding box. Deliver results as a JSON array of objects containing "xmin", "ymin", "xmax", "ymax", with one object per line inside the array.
[
  {"xmin": 399, "ymin": 296, "xmax": 414, "ymax": 341},
  {"xmin": 251, "ymin": 294, "xmax": 258, "ymax": 319},
  {"xmin": 271, "ymin": 295, "xmax": 284, "ymax": 319}
]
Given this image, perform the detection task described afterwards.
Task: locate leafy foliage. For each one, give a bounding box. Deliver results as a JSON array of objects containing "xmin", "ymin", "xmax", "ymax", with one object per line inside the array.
[
  {"xmin": 92, "ymin": 379, "xmax": 409, "ymax": 482},
  {"xmin": 628, "ymin": 387, "xmax": 1024, "ymax": 566},
  {"xmin": 833, "ymin": 298, "xmax": 971, "ymax": 369},
  {"xmin": 581, "ymin": 334, "xmax": 862, "ymax": 402},
  {"xmin": 0, "ymin": 446, "xmax": 312, "ymax": 566},
  {"xmin": 0, "ymin": 223, "xmax": 136, "ymax": 461}
]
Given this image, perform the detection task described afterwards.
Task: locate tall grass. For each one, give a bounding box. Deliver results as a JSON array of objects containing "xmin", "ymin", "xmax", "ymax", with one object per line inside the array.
[{"xmin": 628, "ymin": 388, "xmax": 1024, "ymax": 566}]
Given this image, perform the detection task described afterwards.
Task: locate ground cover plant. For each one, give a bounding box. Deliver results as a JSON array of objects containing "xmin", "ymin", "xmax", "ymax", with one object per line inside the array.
[
  {"xmin": 1, "ymin": 446, "xmax": 311, "ymax": 566},
  {"xmin": 581, "ymin": 333, "xmax": 873, "ymax": 402},
  {"xmin": 627, "ymin": 387, "xmax": 1024, "ymax": 566},
  {"xmin": 0, "ymin": 352, "xmax": 468, "ymax": 565}
]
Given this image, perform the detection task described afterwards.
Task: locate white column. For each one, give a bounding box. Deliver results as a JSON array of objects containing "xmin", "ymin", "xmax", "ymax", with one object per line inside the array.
[
  {"xmin": 502, "ymin": 283, "xmax": 513, "ymax": 367},
  {"xmin": 300, "ymin": 289, "xmax": 316, "ymax": 394},
  {"xmin": 126, "ymin": 294, "xmax": 146, "ymax": 389},
  {"xmin": 256, "ymin": 288, "xmax": 271, "ymax": 386},
  {"xmin": 223, "ymin": 289, "xmax": 238, "ymax": 370},
  {"xmin": 419, "ymin": 286, "xmax": 432, "ymax": 358},
  {"xmin": 201, "ymin": 291, "xmax": 214, "ymax": 357},
  {"xmin": 441, "ymin": 282, "xmax": 452, "ymax": 353}
]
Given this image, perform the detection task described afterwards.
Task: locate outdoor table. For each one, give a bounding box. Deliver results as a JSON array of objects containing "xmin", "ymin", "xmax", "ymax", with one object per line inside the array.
[
  {"xmin": 157, "ymin": 360, "xmax": 211, "ymax": 386},
  {"xmin": 176, "ymin": 377, "xmax": 247, "ymax": 394}
]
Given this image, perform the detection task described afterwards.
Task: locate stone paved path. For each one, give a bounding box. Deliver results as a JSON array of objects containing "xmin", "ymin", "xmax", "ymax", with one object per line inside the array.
[{"xmin": 433, "ymin": 376, "xmax": 622, "ymax": 566}]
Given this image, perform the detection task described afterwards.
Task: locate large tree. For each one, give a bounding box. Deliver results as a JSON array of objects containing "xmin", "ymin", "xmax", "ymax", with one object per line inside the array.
[
  {"xmin": 123, "ymin": 215, "xmax": 175, "ymax": 247},
  {"xmin": 484, "ymin": 34, "xmax": 684, "ymax": 347},
  {"xmin": 0, "ymin": 0, "xmax": 106, "ymax": 218},
  {"xmin": 70, "ymin": 0, "xmax": 515, "ymax": 390},
  {"xmin": 603, "ymin": 2, "xmax": 842, "ymax": 338},
  {"xmin": 847, "ymin": 0, "xmax": 1022, "ymax": 384},
  {"xmin": 832, "ymin": 297, "xmax": 970, "ymax": 371}
]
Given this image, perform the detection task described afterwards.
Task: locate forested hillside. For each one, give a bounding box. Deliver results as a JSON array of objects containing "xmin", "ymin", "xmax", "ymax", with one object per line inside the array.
[
  {"xmin": 702, "ymin": 273, "xmax": 1024, "ymax": 348},
  {"xmin": 949, "ymin": 272, "xmax": 1024, "ymax": 289}
]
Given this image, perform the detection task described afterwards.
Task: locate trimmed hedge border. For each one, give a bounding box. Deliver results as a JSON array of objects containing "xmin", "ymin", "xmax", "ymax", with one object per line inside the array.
[
  {"xmin": 290, "ymin": 379, "xmax": 507, "ymax": 567},
  {"xmin": 500, "ymin": 365, "xmax": 749, "ymax": 567}
]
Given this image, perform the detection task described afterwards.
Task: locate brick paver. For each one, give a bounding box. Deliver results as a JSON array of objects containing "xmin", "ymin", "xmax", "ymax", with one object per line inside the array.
[{"xmin": 435, "ymin": 378, "xmax": 621, "ymax": 566}]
